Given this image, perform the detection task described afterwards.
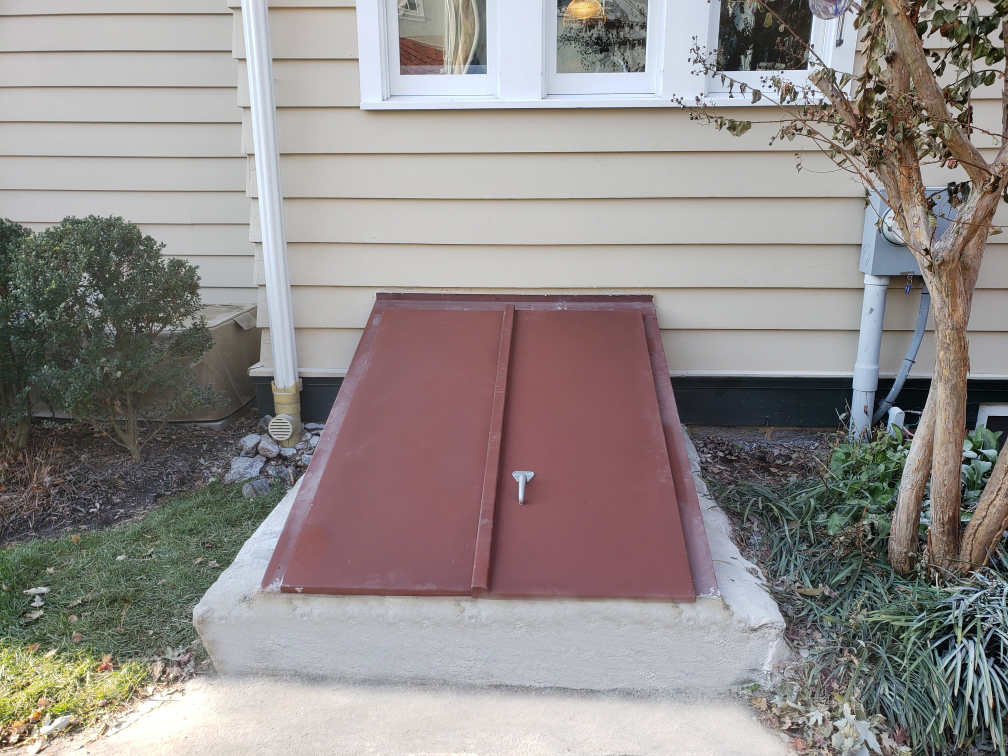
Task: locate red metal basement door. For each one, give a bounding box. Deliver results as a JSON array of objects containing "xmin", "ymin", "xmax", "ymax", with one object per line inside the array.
[{"xmin": 264, "ymin": 295, "xmax": 716, "ymax": 601}]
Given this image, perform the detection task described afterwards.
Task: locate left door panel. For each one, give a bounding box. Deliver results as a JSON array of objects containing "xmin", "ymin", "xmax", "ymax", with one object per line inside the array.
[{"xmin": 280, "ymin": 307, "xmax": 506, "ymax": 595}]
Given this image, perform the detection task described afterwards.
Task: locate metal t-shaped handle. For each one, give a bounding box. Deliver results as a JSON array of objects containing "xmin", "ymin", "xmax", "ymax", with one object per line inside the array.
[{"xmin": 512, "ymin": 471, "xmax": 534, "ymax": 505}]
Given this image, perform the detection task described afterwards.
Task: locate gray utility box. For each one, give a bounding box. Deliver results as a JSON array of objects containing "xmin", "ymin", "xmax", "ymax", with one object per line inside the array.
[{"xmin": 860, "ymin": 188, "xmax": 955, "ymax": 276}]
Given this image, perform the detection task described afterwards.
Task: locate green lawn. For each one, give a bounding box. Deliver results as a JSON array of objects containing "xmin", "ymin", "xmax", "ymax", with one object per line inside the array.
[{"xmin": 0, "ymin": 481, "xmax": 284, "ymax": 736}]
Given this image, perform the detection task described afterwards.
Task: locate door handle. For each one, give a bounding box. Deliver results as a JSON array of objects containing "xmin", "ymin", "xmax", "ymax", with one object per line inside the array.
[{"xmin": 512, "ymin": 471, "xmax": 534, "ymax": 505}]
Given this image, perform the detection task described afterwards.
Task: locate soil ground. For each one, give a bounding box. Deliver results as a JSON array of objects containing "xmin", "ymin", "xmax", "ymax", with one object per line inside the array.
[{"xmin": 0, "ymin": 411, "xmax": 258, "ymax": 545}]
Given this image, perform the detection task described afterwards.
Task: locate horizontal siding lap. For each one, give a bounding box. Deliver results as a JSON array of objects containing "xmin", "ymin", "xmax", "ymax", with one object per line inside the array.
[
  {"xmin": 0, "ymin": 52, "xmax": 237, "ymax": 87},
  {"xmin": 255, "ymin": 197, "xmax": 867, "ymax": 245},
  {"xmin": 232, "ymin": 8, "xmax": 357, "ymax": 60},
  {"xmin": 249, "ymin": 108, "xmax": 850, "ymax": 155},
  {"xmin": 0, "ymin": 16, "xmax": 232, "ymax": 53},
  {"xmin": 0, "ymin": 157, "xmax": 247, "ymax": 192},
  {"xmin": 256, "ymin": 284, "xmax": 1008, "ymax": 333},
  {"xmin": 250, "ymin": 152, "xmax": 861, "ymax": 199},
  {"xmin": 0, "ymin": 123, "xmax": 243, "ymax": 157},
  {"xmin": 2, "ymin": 190, "xmax": 251, "ymax": 225},
  {"xmin": 0, "ymin": 87, "xmax": 241, "ymax": 124}
]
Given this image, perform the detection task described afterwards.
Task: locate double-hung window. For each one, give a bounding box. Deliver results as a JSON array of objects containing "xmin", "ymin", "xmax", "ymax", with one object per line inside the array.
[{"xmin": 356, "ymin": 0, "xmax": 855, "ymax": 107}]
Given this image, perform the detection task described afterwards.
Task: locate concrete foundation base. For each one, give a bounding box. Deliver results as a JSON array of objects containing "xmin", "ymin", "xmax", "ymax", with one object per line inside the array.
[{"xmin": 194, "ymin": 430, "xmax": 789, "ymax": 691}]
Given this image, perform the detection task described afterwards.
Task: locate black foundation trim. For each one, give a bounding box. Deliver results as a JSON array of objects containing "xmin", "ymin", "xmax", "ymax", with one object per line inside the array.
[{"xmin": 253, "ymin": 375, "xmax": 1008, "ymax": 429}]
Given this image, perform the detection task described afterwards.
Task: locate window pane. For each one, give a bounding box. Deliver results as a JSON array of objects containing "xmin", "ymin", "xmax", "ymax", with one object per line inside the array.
[
  {"xmin": 717, "ymin": 0, "xmax": 812, "ymax": 72},
  {"xmin": 556, "ymin": 0, "xmax": 648, "ymax": 74},
  {"xmin": 398, "ymin": 0, "xmax": 487, "ymax": 75}
]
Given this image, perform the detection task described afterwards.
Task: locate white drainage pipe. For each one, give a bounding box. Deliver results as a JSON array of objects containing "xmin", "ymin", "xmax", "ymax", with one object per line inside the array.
[
  {"xmin": 241, "ymin": 0, "xmax": 302, "ymax": 445},
  {"xmin": 850, "ymin": 274, "xmax": 890, "ymax": 438}
]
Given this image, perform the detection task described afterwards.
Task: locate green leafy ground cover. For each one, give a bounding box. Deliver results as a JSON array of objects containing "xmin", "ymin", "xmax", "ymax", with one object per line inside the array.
[
  {"xmin": 0, "ymin": 481, "xmax": 283, "ymax": 744},
  {"xmin": 715, "ymin": 429, "xmax": 1008, "ymax": 755}
]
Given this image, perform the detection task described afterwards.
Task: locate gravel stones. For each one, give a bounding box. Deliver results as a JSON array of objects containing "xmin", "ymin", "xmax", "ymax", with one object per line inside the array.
[
  {"xmin": 258, "ymin": 435, "xmax": 281, "ymax": 459},
  {"xmin": 309, "ymin": 435, "xmax": 319, "ymax": 449},
  {"xmin": 238, "ymin": 434, "xmax": 261, "ymax": 457},
  {"xmin": 279, "ymin": 446, "xmax": 297, "ymax": 460},
  {"xmin": 300, "ymin": 454, "xmax": 313, "ymax": 468},
  {"xmin": 242, "ymin": 478, "xmax": 272, "ymax": 499},
  {"xmin": 303, "ymin": 422, "xmax": 325, "ymax": 432},
  {"xmin": 257, "ymin": 415, "xmax": 273, "ymax": 433},
  {"xmin": 223, "ymin": 455, "xmax": 265, "ymax": 484}
]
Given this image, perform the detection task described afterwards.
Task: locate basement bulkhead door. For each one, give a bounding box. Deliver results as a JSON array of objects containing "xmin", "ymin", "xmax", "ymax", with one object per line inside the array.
[{"xmin": 264, "ymin": 295, "xmax": 714, "ymax": 602}]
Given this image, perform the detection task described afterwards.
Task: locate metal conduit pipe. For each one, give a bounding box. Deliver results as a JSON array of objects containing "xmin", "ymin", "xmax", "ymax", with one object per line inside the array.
[
  {"xmin": 241, "ymin": 0, "xmax": 302, "ymax": 446},
  {"xmin": 850, "ymin": 274, "xmax": 890, "ymax": 438},
  {"xmin": 872, "ymin": 283, "xmax": 930, "ymax": 426}
]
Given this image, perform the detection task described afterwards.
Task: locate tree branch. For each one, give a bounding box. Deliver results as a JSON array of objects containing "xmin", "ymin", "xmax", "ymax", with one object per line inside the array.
[{"xmin": 881, "ymin": 0, "xmax": 991, "ymax": 182}]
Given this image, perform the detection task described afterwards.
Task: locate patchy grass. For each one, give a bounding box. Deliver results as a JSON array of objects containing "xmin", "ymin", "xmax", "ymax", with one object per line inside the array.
[{"xmin": 0, "ymin": 481, "xmax": 284, "ymax": 740}]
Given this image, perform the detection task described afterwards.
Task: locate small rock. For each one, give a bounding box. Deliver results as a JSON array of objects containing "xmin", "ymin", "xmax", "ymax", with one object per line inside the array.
[
  {"xmin": 300, "ymin": 453, "xmax": 313, "ymax": 468},
  {"xmin": 309, "ymin": 435, "xmax": 319, "ymax": 449},
  {"xmin": 295, "ymin": 440, "xmax": 309, "ymax": 452},
  {"xmin": 257, "ymin": 414, "xmax": 273, "ymax": 433},
  {"xmin": 242, "ymin": 478, "xmax": 272, "ymax": 499},
  {"xmin": 303, "ymin": 422, "xmax": 325, "ymax": 432},
  {"xmin": 279, "ymin": 446, "xmax": 297, "ymax": 460},
  {"xmin": 258, "ymin": 435, "xmax": 281, "ymax": 459},
  {"xmin": 238, "ymin": 433, "xmax": 261, "ymax": 457},
  {"xmin": 223, "ymin": 456, "xmax": 265, "ymax": 484},
  {"xmin": 301, "ymin": 432, "xmax": 312, "ymax": 444}
]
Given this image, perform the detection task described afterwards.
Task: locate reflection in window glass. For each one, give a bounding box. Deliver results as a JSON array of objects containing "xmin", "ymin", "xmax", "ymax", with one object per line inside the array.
[
  {"xmin": 398, "ymin": 0, "xmax": 487, "ymax": 75},
  {"xmin": 556, "ymin": 0, "xmax": 648, "ymax": 74},
  {"xmin": 717, "ymin": 0, "xmax": 811, "ymax": 71}
]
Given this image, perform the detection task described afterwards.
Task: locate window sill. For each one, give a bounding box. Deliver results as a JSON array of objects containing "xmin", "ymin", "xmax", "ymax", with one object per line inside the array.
[{"xmin": 358, "ymin": 93, "xmax": 800, "ymax": 110}]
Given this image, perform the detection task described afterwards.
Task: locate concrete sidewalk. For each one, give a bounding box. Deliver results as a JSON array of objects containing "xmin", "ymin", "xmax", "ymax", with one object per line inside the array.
[{"xmin": 57, "ymin": 675, "xmax": 789, "ymax": 756}]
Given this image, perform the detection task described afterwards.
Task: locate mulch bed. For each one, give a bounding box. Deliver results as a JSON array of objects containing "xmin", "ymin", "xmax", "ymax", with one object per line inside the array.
[
  {"xmin": 0, "ymin": 412, "xmax": 259, "ymax": 545},
  {"xmin": 692, "ymin": 430, "xmax": 832, "ymax": 487}
]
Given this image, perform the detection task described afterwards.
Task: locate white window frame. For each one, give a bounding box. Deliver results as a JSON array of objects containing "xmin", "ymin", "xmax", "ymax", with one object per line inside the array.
[
  {"xmin": 386, "ymin": 0, "xmax": 498, "ymax": 96},
  {"xmin": 546, "ymin": 0, "xmax": 661, "ymax": 95},
  {"xmin": 355, "ymin": 0, "xmax": 856, "ymax": 108},
  {"xmin": 705, "ymin": 1, "xmax": 852, "ymax": 97}
]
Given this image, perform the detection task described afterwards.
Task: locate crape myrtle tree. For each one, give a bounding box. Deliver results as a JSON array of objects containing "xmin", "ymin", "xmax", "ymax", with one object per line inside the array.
[
  {"xmin": 16, "ymin": 216, "xmax": 216, "ymax": 462},
  {"xmin": 688, "ymin": 0, "xmax": 1008, "ymax": 573}
]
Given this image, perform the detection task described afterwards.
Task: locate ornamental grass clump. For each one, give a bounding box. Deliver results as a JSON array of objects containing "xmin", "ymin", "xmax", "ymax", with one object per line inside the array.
[
  {"xmin": 715, "ymin": 429, "xmax": 1008, "ymax": 754},
  {"xmin": 16, "ymin": 216, "xmax": 216, "ymax": 461},
  {"xmin": 0, "ymin": 219, "xmax": 40, "ymax": 452}
]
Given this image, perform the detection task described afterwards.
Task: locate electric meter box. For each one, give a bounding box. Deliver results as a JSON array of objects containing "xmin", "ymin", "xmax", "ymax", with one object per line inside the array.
[{"xmin": 860, "ymin": 188, "xmax": 955, "ymax": 276}]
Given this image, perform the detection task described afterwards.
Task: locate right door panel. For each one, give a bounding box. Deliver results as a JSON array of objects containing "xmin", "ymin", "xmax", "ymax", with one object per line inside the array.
[{"xmin": 489, "ymin": 308, "xmax": 696, "ymax": 600}]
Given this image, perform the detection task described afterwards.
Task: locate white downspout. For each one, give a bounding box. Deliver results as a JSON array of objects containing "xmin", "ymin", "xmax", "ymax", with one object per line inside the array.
[
  {"xmin": 850, "ymin": 274, "xmax": 890, "ymax": 438},
  {"xmin": 241, "ymin": 0, "xmax": 302, "ymax": 446}
]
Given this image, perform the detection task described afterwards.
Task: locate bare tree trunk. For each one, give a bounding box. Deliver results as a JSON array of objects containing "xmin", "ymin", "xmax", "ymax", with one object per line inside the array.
[
  {"xmin": 889, "ymin": 387, "xmax": 936, "ymax": 573},
  {"xmin": 960, "ymin": 438, "xmax": 1008, "ymax": 568},
  {"xmin": 925, "ymin": 274, "xmax": 971, "ymax": 571}
]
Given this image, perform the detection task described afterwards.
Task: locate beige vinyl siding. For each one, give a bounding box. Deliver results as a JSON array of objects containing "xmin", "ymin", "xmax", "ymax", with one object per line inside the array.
[
  {"xmin": 228, "ymin": 0, "xmax": 1008, "ymax": 379},
  {"xmin": 0, "ymin": 2, "xmax": 254, "ymax": 306}
]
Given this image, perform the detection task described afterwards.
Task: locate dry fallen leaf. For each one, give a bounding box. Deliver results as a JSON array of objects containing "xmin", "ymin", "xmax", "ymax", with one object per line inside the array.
[
  {"xmin": 156, "ymin": 579, "xmax": 166, "ymax": 585},
  {"xmin": 25, "ymin": 610, "xmax": 44, "ymax": 621},
  {"xmin": 27, "ymin": 710, "xmax": 42, "ymax": 722},
  {"xmin": 27, "ymin": 643, "xmax": 40, "ymax": 653},
  {"xmin": 43, "ymin": 649, "xmax": 57, "ymax": 659},
  {"xmin": 71, "ymin": 632, "xmax": 83, "ymax": 643},
  {"xmin": 792, "ymin": 737, "xmax": 807, "ymax": 751},
  {"xmin": 193, "ymin": 557, "xmax": 203, "ymax": 565},
  {"xmin": 1, "ymin": 583, "xmax": 9, "ymax": 591},
  {"xmin": 46, "ymin": 567, "xmax": 55, "ymax": 575},
  {"xmin": 115, "ymin": 555, "xmax": 126, "ymax": 561},
  {"xmin": 36, "ymin": 697, "xmax": 50, "ymax": 709},
  {"xmin": 752, "ymin": 696, "xmax": 769, "ymax": 712},
  {"xmin": 68, "ymin": 615, "xmax": 77, "ymax": 624},
  {"xmin": 23, "ymin": 587, "xmax": 49, "ymax": 596},
  {"xmin": 97, "ymin": 654, "xmax": 113, "ymax": 673},
  {"xmin": 31, "ymin": 595, "xmax": 45, "ymax": 608},
  {"xmin": 207, "ymin": 560, "xmax": 219, "ymax": 568},
  {"xmin": 151, "ymin": 660, "xmax": 165, "ymax": 680},
  {"xmin": 69, "ymin": 534, "xmax": 80, "ymax": 544}
]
